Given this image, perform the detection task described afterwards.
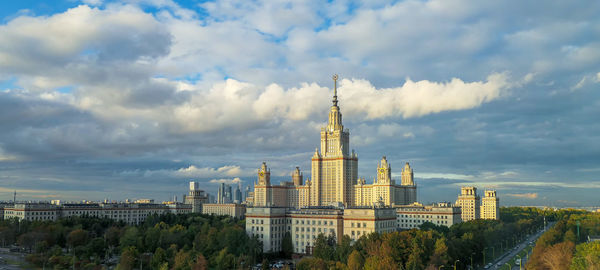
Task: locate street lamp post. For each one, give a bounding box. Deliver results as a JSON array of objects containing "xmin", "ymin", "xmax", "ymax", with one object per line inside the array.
[
  {"xmin": 454, "ymin": 260, "xmax": 460, "ymax": 270},
  {"xmin": 483, "ymin": 247, "xmax": 488, "ymax": 265},
  {"xmin": 470, "ymin": 252, "xmax": 475, "ymax": 269},
  {"xmin": 505, "ymin": 262, "xmax": 512, "ymax": 270},
  {"xmin": 438, "ymin": 266, "xmax": 445, "ymax": 270},
  {"xmin": 516, "ymin": 254, "xmax": 522, "ymax": 270}
]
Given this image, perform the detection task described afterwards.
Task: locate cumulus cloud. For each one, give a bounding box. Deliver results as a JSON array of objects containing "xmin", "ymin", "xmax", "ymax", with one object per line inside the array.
[
  {"xmin": 175, "ymin": 165, "xmax": 242, "ymax": 178},
  {"xmin": 339, "ymin": 73, "xmax": 510, "ymax": 119},
  {"xmin": 506, "ymin": 193, "xmax": 538, "ymax": 199},
  {"xmin": 209, "ymin": 177, "xmax": 243, "ymax": 185},
  {"xmin": 1, "ymin": 0, "xmax": 600, "ymax": 205}
]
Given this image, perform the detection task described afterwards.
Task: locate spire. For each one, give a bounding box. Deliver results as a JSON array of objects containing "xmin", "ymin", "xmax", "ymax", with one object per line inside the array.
[{"xmin": 332, "ymin": 74, "xmax": 339, "ymax": 106}]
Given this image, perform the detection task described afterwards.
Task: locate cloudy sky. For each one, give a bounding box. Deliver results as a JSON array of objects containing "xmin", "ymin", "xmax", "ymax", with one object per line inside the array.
[{"xmin": 1, "ymin": 0, "xmax": 599, "ymax": 207}]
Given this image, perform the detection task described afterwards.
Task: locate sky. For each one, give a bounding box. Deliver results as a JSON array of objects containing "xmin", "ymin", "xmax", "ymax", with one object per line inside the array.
[{"xmin": 0, "ymin": 0, "xmax": 599, "ymax": 207}]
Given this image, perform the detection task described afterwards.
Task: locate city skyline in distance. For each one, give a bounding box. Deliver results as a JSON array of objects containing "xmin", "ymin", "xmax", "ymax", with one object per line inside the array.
[{"xmin": 1, "ymin": 0, "xmax": 599, "ymax": 207}]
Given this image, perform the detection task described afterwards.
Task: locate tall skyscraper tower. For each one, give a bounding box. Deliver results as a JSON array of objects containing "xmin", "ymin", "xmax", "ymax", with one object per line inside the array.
[{"xmin": 310, "ymin": 75, "xmax": 358, "ymax": 206}]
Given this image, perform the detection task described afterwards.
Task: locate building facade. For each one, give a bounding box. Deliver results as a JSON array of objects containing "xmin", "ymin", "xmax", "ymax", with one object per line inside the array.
[
  {"xmin": 2, "ymin": 202, "xmax": 189, "ymax": 224},
  {"xmin": 396, "ymin": 202, "xmax": 462, "ymax": 229},
  {"xmin": 480, "ymin": 190, "xmax": 500, "ymax": 220},
  {"xmin": 202, "ymin": 203, "xmax": 246, "ymax": 219},
  {"xmin": 185, "ymin": 181, "xmax": 209, "ymax": 213},
  {"xmin": 455, "ymin": 187, "xmax": 481, "ymax": 221},
  {"xmin": 246, "ymin": 206, "xmax": 395, "ymax": 253},
  {"xmin": 343, "ymin": 207, "xmax": 397, "ymax": 241}
]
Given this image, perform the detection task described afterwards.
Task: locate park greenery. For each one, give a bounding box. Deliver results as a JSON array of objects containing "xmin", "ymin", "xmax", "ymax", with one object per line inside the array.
[
  {"xmin": 525, "ymin": 209, "xmax": 600, "ymax": 270},
  {"xmin": 297, "ymin": 207, "xmax": 547, "ymax": 270},
  {"xmin": 0, "ymin": 213, "xmax": 262, "ymax": 269},
  {"xmin": 0, "ymin": 207, "xmax": 597, "ymax": 270}
]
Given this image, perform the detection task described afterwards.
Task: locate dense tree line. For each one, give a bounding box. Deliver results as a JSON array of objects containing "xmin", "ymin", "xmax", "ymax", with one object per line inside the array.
[
  {"xmin": 1, "ymin": 207, "xmax": 578, "ymax": 270},
  {"xmin": 298, "ymin": 207, "xmax": 547, "ymax": 270},
  {"xmin": 0, "ymin": 213, "xmax": 262, "ymax": 269},
  {"xmin": 525, "ymin": 209, "xmax": 600, "ymax": 270}
]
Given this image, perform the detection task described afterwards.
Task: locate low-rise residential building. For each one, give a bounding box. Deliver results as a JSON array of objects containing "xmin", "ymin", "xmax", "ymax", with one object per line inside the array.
[
  {"xmin": 202, "ymin": 203, "xmax": 246, "ymax": 219},
  {"xmin": 396, "ymin": 202, "xmax": 462, "ymax": 229},
  {"xmin": 1, "ymin": 202, "xmax": 192, "ymax": 224},
  {"xmin": 3, "ymin": 203, "xmax": 60, "ymax": 222}
]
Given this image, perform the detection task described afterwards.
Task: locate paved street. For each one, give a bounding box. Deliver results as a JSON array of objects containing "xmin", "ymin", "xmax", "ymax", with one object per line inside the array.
[
  {"xmin": 487, "ymin": 222, "xmax": 555, "ymax": 270},
  {"xmin": 0, "ymin": 252, "xmax": 28, "ymax": 270}
]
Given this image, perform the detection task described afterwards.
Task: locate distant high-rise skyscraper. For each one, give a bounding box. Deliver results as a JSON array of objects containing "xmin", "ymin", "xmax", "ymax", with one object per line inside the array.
[
  {"xmin": 234, "ymin": 185, "xmax": 242, "ymax": 203},
  {"xmin": 217, "ymin": 183, "xmax": 233, "ymax": 204}
]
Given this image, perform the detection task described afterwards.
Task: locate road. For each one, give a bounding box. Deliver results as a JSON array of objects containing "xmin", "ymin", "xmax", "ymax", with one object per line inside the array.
[
  {"xmin": 488, "ymin": 222, "xmax": 555, "ymax": 270},
  {"xmin": 0, "ymin": 251, "xmax": 28, "ymax": 270}
]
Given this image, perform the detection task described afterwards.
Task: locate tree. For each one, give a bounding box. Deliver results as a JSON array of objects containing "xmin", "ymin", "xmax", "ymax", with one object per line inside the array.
[
  {"xmin": 86, "ymin": 237, "xmax": 106, "ymax": 258},
  {"xmin": 335, "ymin": 235, "xmax": 353, "ymax": 262},
  {"xmin": 191, "ymin": 253, "xmax": 208, "ymax": 270},
  {"xmin": 120, "ymin": 227, "xmax": 139, "ymax": 249},
  {"xmin": 151, "ymin": 247, "xmax": 167, "ymax": 270},
  {"xmin": 427, "ymin": 237, "xmax": 449, "ymax": 267},
  {"xmin": 105, "ymin": 226, "xmax": 121, "ymax": 247},
  {"xmin": 215, "ymin": 248, "xmax": 235, "ymax": 270},
  {"xmin": 297, "ymin": 257, "xmax": 327, "ymax": 270},
  {"xmin": 172, "ymin": 249, "xmax": 191, "ymax": 270},
  {"xmin": 117, "ymin": 246, "xmax": 138, "ymax": 270},
  {"xmin": 364, "ymin": 241, "xmax": 396, "ymax": 270},
  {"xmin": 313, "ymin": 234, "xmax": 335, "ymax": 261},
  {"xmin": 67, "ymin": 229, "xmax": 89, "ymax": 249},
  {"xmin": 540, "ymin": 241, "xmax": 575, "ymax": 270},
  {"xmin": 281, "ymin": 232, "xmax": 293, "ymax": 258},
  {"xmin": 570, "ymin": 241, "xmax": 600, "ymax": 270},
  {"xmin": 347, "ymin": 250, "xmax": 364, "ymax": 270}
]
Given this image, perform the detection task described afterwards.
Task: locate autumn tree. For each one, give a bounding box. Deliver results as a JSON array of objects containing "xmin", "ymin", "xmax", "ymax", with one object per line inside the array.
[
  {"xmin": 570, "ymin": 241, "xmax": 600, "ymax": 270},
  {"xmin": 117, "ymin": 246, "xmax": 138, "ymax": 270},
  {"xmin": 347, "ymin": 250, "xmax": 365, "ymax": 270},
  {"xmin": 191, "ymin": 253, "xmax": 208, "ymax": 270},
  {"xmin": 540, "ymin": 241, "xmax": 575, "ymax": 270}
]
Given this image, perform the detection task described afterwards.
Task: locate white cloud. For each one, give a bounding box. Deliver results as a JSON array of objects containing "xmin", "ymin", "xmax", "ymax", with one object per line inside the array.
[
  {"xmin": 209, "ymin": 177, "xmax": 243, "ymax": 185},
  {"xmin": 339, "ymin": 73, "xmax": 510, "ymax": 119},
  {"xmin": 0, "ymin": 148, "xmax": 19, "ymax": 161},
  {"xmin": 175, "ymin": 165, "xmax": 242, "ymax": 177},
  {"xmin": 506, "ymin": 193, "xmax": 538, "ymax": 199},
  {"xmin": 121, "ymin": 165, "xmax": 246, "ymax": 178}
]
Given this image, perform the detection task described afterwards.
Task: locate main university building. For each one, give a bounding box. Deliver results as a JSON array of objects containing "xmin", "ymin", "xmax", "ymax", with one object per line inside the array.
[{"xmin": 245, "ymin": 76, "xmax": 467, "ymax": 254}]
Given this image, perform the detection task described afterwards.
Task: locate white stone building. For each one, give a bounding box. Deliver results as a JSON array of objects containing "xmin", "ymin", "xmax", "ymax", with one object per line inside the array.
[
  {"xmin": 396, "ymin": 202, "xmax": 462, "ymax": 229},
  {"xmin": 202, "ymin": 203, "xmax": 246, "ymax": 219}
]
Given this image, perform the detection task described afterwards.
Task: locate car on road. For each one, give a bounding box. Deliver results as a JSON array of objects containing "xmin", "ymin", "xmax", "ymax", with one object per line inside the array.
[
  {"xmin": 516, "ymin": 258, "xmax": 521, "ymax": 265},
  {"xmin": 484, "ymin": 263, "xmax": 492, "ymax": 269}
]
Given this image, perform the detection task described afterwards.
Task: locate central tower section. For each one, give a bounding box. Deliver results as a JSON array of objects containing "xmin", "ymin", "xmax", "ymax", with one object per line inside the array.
[{"xmin": 311, "ymin": 75, "xmax": 358, "ymax": 206}]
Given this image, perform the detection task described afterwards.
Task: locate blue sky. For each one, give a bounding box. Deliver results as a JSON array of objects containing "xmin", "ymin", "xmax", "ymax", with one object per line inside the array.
[{"xmin": 1, "ymin": 0, "xmax": 599, "ymax": 207}]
